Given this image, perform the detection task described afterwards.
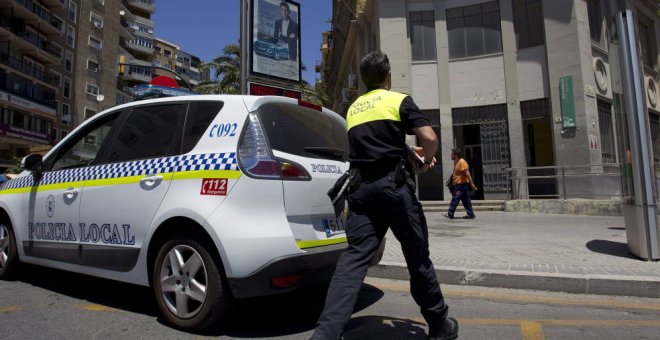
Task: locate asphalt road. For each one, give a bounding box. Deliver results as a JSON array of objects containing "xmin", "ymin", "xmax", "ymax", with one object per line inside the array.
[{"xmin": 2, "ymin": 265, "xmax": 660, "ymax": 339}]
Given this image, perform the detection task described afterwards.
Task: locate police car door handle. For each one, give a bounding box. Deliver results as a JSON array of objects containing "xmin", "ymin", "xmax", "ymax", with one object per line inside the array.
[
  {"xmin": 63, "ymin": 188, "xmax": 79, "ymax": 198},
  {"xmin": 140, "ymin": 175, "xmax": 163, "ymax": 188}
]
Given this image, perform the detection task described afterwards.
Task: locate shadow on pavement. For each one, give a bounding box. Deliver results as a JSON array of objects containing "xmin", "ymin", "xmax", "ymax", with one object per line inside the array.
[
  {"xmin": 342, "ymin": 315, "xmax": 428, "ymax": 339},
  {"xmin": 14, "ymin": 263, "xmax": 386, "ymax": 338},
  {"xmin": 215, "ymin": 283, "xmax": 385, "ymax": 338},
  {"xmin": 586, "ymin": 239, "xmax": 639, "ymax": 260}
]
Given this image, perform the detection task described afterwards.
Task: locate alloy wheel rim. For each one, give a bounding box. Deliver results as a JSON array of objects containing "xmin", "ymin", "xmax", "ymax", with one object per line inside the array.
[
  {"xmin": 0, "ymin": 224, "xmax": 9, "ymax": 268},
  {"xmin": 159, "ymin": 244, "xmax": 208, "ymax": 319}
]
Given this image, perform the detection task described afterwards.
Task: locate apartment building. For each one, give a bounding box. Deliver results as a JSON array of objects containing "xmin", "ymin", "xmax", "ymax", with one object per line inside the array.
[
  {"xmin": 70, "ymin": 0, "xmax": 156, "ymax": 134},
  {"xmin": 319, "ymin": 0, "xmax": 659, "ymax": 200},
  {"xmin": 0, "ymin": 0, "xmax": 69, "ymax": 168},
  {"xmin": 153, "ymin": 37, "xmax": 206, "ymax": 90}
]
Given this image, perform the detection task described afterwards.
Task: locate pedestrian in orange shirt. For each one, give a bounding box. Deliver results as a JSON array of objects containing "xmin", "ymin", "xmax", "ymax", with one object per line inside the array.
[{"xmin": 444, "ymin": 148, "xmax": 477, "ymax": 219}]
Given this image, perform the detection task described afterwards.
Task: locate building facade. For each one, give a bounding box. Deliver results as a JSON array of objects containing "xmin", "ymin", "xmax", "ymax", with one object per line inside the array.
[
  {"xmin": 0, "ymin": 0, "xmax": 207, "ymax": 171},
  {"xmin": 0, "ymin": 0, "xmax": 69, "ymax": 168},
  {"xmin": 153, "ymin": 38, "xmax": 206, "ymax": 90},
  {"xmin": 319, "ymin": 0, "xmax": 659, "ymax": 200}
]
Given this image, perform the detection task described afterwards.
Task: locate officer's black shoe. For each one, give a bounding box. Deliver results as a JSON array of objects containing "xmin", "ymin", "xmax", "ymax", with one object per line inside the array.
[{"xmin": 428, "ymin": 317, "xmax": 459, "ymax": 340}]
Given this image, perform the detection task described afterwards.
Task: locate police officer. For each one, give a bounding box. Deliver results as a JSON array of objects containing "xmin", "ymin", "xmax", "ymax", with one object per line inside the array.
[{"xmin": 311, "ymin": 51, "xmax": 458, "ymax": 340}]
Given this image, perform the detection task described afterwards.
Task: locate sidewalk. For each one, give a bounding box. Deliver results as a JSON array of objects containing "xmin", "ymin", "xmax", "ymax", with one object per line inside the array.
[{"xmin": 367, "ymin": 211, "xmax": 660, "ymax": 298}]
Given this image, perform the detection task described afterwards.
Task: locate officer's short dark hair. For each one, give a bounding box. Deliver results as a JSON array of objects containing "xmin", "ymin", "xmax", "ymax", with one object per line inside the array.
[
  {"xmin": 360, "ymin": 51, "xmax": 390, "ymax": 90},
  {"xmin": 452, "ymin": 148, "xmax": 463, "ymax": 158}
]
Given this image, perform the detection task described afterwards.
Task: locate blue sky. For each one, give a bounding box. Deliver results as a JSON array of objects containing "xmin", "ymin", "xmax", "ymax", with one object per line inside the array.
[{"xmin": 152, "ymin": 1, "xmax": 332, "ymax": 85}]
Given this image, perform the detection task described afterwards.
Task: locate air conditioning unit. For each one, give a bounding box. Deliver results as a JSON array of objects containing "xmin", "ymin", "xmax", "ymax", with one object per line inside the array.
[{"xmin": 93, "ymin": 21, "xmax": 103, "ymax": 29}]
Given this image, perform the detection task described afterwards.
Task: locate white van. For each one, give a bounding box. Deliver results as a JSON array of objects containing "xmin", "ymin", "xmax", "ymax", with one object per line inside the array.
[{"xmin": 0, "ymin": 95, "xmax": 384, "ymax": 330}]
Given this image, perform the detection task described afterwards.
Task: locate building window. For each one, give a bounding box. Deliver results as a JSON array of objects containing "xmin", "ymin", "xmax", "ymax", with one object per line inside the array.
[
  {"xmin": 637, "ymin": 17, "xmax": 657, "ymax": 68},
  {"xmin": 63, "ymin": 78, "xmax": 71, "ymax": 98},
  {"xmin": 86, "ymin": 83, "xmax": 99, "ymax": 96},
  {"xmin": 53, "ymin": 15, "xmax": 65, "ymax": 33},
  {"xmin": 84, "ymin": 107, "xmax": 97, "ymax": 119},
  {"xmin": 48, "ymin": 70, "xmax": 62, "ymax": 87},
  {"xmin": 447, "ymin": 1, "xmax": 502, "ymax": 59},
  {"xmin": 61, "ymin": 103, "xmax": 70, "ymax": 125},
  {"xmin": 409, "ymin": 11, "xmax": 436, "ymax": 61},
  {"xmin": 65, "ymin": 51, "xmax": 73, "ymax": 72},
  {"xmin": 68, "ymin": 0, "xmax": 77, "ymax": 23},
  {"xmin": 93, "ymin": 0, "xmax": 105, "ymax": 5},
  {"xmin": 586, "ymin": 0, "xmax": 607, "ymax": 48},
  {"xmin": 90, "ymin": 12, "xmax": 103, "ymax": 29},
  {"xmin": 66, "ymin": 25, "xmax": 75, "ymax": 48},
  {"xmin": 513, "ymin": 0, "xmax": 544, "ymax": 49},
  {"xmin": 87, "ymin": 59, "xmax": 99, "ymax": 72},
  {"xmin": 89, "ymin": 36, "xmax": 102, "ymax": 49},
  {"xmin": 597, "ymin": 100, "xmax": 616, "ymax": 163},
  {"xmin": 650, "ymin": 113, "xmax": 660, "ymax": 167}
]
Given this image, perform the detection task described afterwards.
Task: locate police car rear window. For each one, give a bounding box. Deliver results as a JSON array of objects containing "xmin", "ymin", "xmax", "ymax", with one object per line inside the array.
[{"xmin": 256, "ymin": 103, "xmax": 348, "ymax": 161}]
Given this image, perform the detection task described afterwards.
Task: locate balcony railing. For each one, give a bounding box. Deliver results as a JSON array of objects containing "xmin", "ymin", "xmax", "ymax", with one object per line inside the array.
[
  {"xmin": 126, "ymin": 0, "xmax": 155, "ymax": 14},
  {"xmin": 0, "ymin": 51, "xmax": 59, "ymax": 86},
  {"xmin": 15, "ymin": 0, "xmax": 63, "ymax": 32},
  {"xmin": 0, "ymin": 15, "xmax": 63, "ymax": 61}
]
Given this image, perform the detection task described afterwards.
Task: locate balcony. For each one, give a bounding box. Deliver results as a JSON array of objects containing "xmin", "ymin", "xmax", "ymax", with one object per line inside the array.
[
  {"xmin": 0, "ymin": 77, "xmax": 57, "ymax": 115},
  {"xmin": 13, "ymin": 0, "xmax": 64, "ymax": 35},
  {"xmin": 121, "ymin": 38, "xmax": 153, "ymax": 57},
  {"xmin": 37, "ymin": 0, "xmax": 66, "ymax": 9},
  {"xmin": 126, "ymin": 0, "xmax": 155, "ymax": 15},
  {"xmin": 0, "ymin": 16, "xmax": 62, "ymax": 64},
  {"xmin": 0, "ymin": 51, "xmax": 59, "ymax": 88}
]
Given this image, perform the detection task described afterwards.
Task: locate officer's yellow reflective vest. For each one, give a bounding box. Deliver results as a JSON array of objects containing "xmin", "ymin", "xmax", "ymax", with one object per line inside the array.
[{"xmin": 346, "ymin": 89, "xmax": 407, "ymax": 131}]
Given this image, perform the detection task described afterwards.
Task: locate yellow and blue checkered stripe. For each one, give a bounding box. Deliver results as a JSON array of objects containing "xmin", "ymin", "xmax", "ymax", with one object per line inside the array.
[{"xmin": 0, "ymin": 152, "xmax": 239, "ymax": 194}]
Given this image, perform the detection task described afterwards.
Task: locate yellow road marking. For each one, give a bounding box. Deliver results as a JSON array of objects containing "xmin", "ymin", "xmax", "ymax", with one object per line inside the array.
[
  {"xmin": 369, "ymin": 281, "xmax": 660, "ymax": 312},
  {"xmin": 82, "ymin": 304, "xmax": 118, "ymax": 312},
  {"xmin": 412, "ymin": 317, "xmax": 660, "ymax": 328},
  {"xmin": 520, "ymin": 320, "xmax": 545, "ymax": 340},
  {"xmin": 0, "ymin": 305, "xmax": 22, "ymax": 313}
]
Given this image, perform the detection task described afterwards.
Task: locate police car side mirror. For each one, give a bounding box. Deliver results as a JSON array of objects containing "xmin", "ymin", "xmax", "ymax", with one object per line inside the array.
[{"xmin": 21, "ymin": 154, "xmax": 43, "ymax": 174}]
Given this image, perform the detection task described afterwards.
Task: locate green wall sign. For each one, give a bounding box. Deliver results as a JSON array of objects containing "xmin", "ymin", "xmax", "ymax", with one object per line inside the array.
[{"xmin": 560, "ymin": 75, "xmax": 576, "ymax": 128}]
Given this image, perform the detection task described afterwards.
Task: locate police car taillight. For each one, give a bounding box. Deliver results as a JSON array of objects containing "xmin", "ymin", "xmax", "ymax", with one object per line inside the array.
[{"xmin": 238, "ymin": 113, "xmax": 310, "ymax": 180}]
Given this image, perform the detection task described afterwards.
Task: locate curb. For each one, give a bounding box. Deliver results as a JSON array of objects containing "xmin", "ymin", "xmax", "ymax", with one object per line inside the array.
[{"xmin": 367, "ymin": 262, "xmax": 660, "ymax": 298}]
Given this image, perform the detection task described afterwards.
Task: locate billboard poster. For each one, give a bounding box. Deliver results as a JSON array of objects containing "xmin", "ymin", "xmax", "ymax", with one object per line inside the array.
[{"xmin": 251, "ymin": 0, "xmax": 301, "ymax": 82}]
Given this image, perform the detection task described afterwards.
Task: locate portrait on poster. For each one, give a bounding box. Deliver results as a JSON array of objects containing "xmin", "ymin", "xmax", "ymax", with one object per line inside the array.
[{"xmin": 251, "ymin": 0, "xmax": 301, "ymax": 82}]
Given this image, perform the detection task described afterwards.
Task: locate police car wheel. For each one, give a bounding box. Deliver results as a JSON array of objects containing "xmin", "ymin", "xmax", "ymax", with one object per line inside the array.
[
  {"xmin": 0, "ymin": 222, "xmax": 19, "ymax": 279},
  {"xmin": 153, "ymin": 234, "xmax": 230, "ymax": 330}
]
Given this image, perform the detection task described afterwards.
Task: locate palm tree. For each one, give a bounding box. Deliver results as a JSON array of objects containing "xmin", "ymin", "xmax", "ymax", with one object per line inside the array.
[{"xmin": 195, "ymin": 44, "xmax": 241, "ymax": 94}]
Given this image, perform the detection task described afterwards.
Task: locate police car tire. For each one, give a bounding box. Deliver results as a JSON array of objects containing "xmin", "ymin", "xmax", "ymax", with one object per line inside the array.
[
  {"xmin": 0, "ymin": 222, "xmax": 19, "ymax": 279},
  {"xmin": 153, "ymin": 233, "xmax": 231, "ymax": 330}
]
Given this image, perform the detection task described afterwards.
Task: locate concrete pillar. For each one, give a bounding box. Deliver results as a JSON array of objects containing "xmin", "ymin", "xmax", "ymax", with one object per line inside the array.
[
  {"xmin": 500, "ymin": 0, "xmax": 529, "ymax": 198},
  {"xmin": 434, "ymin": 1, "xmax": 455, "ymax": 199},
  {"xmin": 543, "ymin": 0, "xmax": 602, "ymax": 197},
  {"xmin": 378, "ymin": 0, "xmax": 412, "ymax": 94}
]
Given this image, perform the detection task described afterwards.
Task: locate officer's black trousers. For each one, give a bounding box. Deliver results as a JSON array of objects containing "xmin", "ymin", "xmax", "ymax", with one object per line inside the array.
[{"xmin": 312, "ymin": 175, "xmax": 448, "ymax": 340}]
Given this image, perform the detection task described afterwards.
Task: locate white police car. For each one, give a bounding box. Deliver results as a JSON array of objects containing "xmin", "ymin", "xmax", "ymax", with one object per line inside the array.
[{"xmin": 0, "ymin": 95, "xmax": 382, "ymax": 330}]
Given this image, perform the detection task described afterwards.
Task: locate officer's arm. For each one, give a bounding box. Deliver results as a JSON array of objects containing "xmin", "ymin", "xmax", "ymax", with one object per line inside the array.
[{"xmin": 412, "ymin": 125, "xmax": 438, "ymax": 165}]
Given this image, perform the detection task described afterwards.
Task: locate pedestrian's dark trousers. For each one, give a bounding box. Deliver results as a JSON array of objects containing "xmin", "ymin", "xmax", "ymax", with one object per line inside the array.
[
  {"xmin": 448, "ymin": 183, "xmax": 475, "ymax": 218},
  {"xmin": 311, "ymin": 175, "xmax": 448, "ymax": 340}
]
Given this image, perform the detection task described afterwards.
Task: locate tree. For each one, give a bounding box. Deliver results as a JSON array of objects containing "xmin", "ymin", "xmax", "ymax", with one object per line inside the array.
[{"xmin": 195, "ymin": 44, "xmax": 241, "ymax": 94}]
